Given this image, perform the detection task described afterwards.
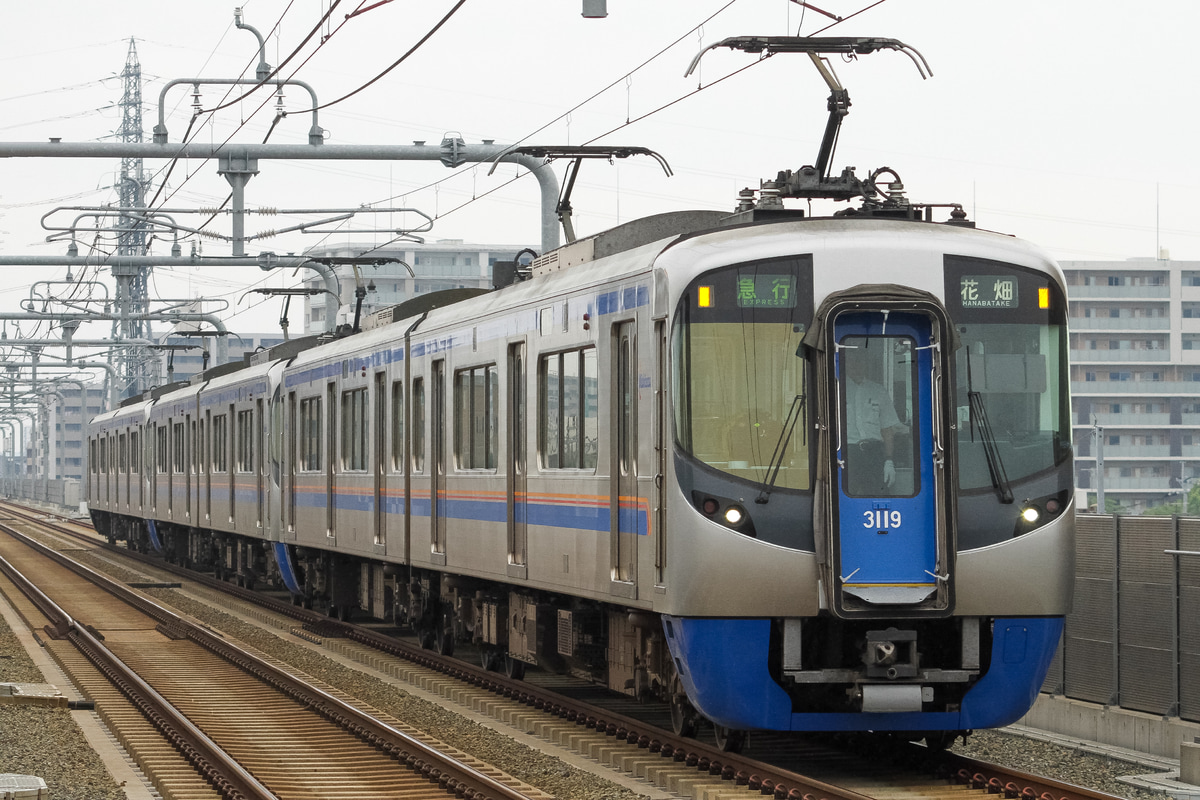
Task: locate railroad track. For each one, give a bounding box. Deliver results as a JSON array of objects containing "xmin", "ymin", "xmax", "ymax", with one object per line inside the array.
[
  {"xmin": 0, "ymin": 514, "xmax": 550, "ymax": 800},
  {"xmin": 3, "ymin": 501, "xmax": 1128, "ymax": 800}
]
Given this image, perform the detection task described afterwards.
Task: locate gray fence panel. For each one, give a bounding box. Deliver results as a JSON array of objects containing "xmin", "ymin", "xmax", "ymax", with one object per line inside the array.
[
  {"xmin": 1181, "ymin": 521, "xmax": 1200, "ymax": 722},
  {"xmin": 1064, "ymin": 515, "xmax": 1117, "ymax": 704},
  {"xmin": 1117, "ymin": 517, "xmax": 1177, "ymax": 715}
]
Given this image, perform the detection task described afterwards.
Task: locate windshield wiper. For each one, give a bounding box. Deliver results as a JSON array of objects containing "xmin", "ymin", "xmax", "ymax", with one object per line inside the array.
[
  {"xmin": 756, "ymin": 393, "xmax": 807, "ymax": 505},
  {"xmin": 966, "ymin": 351, "xmax": 1014, "ymax": 504}
]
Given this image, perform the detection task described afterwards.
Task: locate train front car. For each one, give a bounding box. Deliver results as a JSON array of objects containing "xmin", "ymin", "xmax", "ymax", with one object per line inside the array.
[{"xmin": 659, "ymin": 217, "xmax": 1074, "ymax": 742}]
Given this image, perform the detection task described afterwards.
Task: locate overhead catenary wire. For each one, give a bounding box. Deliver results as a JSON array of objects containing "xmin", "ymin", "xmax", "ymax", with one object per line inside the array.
[{"xmin": 393, "ymin": 0, "xmax": 894, "ymax": 228}]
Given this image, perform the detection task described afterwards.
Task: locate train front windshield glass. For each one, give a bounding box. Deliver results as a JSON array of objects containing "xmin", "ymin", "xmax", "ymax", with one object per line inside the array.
[
  {"xmin": 945, "ymin": 257, "xmax": 1071, "ymax": 491},
  {"xmin": 672, "ymin": 258, "xmax": 814, "ymax": 491}
]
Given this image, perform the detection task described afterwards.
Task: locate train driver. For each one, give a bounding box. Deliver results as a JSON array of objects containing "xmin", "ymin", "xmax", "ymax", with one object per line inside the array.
[{"xmin": 843, "ymin": 344, "xmax": 908, "ymax": 496}]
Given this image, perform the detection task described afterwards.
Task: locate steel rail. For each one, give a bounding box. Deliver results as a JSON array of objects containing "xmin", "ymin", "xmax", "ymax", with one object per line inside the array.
[
  {"xmin": 0, "ymin": 518, "xmax": 538, "ymax": 800},
  {"xmin": 0, "ymin": 525, "xmax": 277, "ymax": 800}
]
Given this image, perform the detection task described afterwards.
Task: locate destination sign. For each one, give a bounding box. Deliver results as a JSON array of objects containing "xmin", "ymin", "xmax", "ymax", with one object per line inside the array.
[
  {"xmin": 960, "ymin": 275, "xmax": 1018, "ymax": 309},
  {"xmin": 735, "ymin": 274, "xmax": 797, "ymax": 308}
]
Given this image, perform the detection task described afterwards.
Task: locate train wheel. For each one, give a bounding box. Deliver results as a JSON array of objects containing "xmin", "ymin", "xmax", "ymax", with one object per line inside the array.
[
  {"xmin": 417, "ymin": 627, "xmax": 435, "ymax": 650},
  {"xmin": 713, "ymin": 725, "xmax": 747, "ymax": 753},
  {"xmin": 669, "ymin": 676, "xmax": 699, "ymax": 738},
  {"xmin": 435, "ymin": 620, "xmax": 455, "ymax": 656},
  {"xmin": 924, "ymin": 731, "xmax": 961, "ymax": 751},
  {"xmin": 503, "ymin": 655, "xmax": 525, "ymax": 680},
  {"xmin": 479, "ymin": 647, "xmax": 499, "ymax": 671}
]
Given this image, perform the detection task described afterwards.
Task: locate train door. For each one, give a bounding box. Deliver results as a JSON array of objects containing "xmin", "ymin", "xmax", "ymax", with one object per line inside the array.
[
  {"xmin": 611, "ymin": 321, "xmax": 637, "ymax": 595},
  {"xmin": 374, "ymin": 372, "xmax": 387, "ymax": 546},
  {"xmin": 228, "ymin": 404, "xmax": 236, "ymax": 523},
  {"xmin": 196, "ymin": 417, "xmax": 204, "ymax": 522},
  {"xmin": 120, "ymin": 431, "xmax": 129, "ymax": 510},
  {"xmin": 256, "ymin": 399, "xmax": 265, "ymax": 529},
  {"xmin": 203, "ymin": 412, "xmax": 211, "ymax": 522},
  {"xmin": 286, "ymin": 392, "xmax": 296, "ymax": 533},
  {"xmin": 326, "ymin": 382, "xmax": 336, "ymax": 537},
  {"xmin": 139, "ymin": 429, "xmax": 147, "ymax": 511},
  {"xmin": 829, "ymin": 307, "xmax": 951, "ymax": 616},
  {"xmin": 186, "ymin": 414, "xmax": 194, "ymax": 520},
  {"xmin": 431, "ymin": 359, "xmax": 447, "ymax": 561},
  {"xmin": 168, "ymin": 417, "xmax": 176, "ymax": 517},
  {"xmin": 507, "ymin": 342, "xmax": 527, "ymax": 576}
]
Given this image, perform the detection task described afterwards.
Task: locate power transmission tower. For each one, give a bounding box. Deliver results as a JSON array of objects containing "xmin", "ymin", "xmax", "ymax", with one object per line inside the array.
[{"xmin": 112, "ymin": 37, "xmax": 159, "ymax": 397}]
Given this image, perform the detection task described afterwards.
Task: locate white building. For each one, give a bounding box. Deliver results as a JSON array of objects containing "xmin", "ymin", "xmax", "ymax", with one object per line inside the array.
[
  {"xmin": 1065, "ymin": 257, "xmax": 1200, "ymax": 512},
  {"xmin": 302, "ymin": 239, "xmax": 534, "ymax": 334}
]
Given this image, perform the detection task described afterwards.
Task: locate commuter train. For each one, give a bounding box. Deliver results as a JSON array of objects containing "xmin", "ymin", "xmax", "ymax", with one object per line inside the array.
[{"xmin": 86, "ymin": 199, "xmax": 1074, "ymax": 750}]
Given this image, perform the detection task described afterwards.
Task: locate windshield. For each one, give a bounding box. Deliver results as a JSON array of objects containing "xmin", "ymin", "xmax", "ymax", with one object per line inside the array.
[
  {"xmin": 955, "ymin": 322, "xmax": 1068, "ymax": 489},
  {"xmin": 672, "ymin": 258, "xmax": 813, "ymax": 491},
  {"xmin": 946, "ymin": 256, "xmax": 1070, "ymax": 491}
]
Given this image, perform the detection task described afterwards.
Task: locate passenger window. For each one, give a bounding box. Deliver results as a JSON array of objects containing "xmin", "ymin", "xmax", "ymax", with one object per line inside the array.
[
  {"xmin": 340, "ymin": 387, "xmax": 368, "ymax": 471},
  {"xmin": 412, "ymin": 378, "xmax": 425, "ymax": 472},
  {"xmin": 538, "ymin": 348, "xmax": 597, "ymax": 470},
  {"xmin": 391, "ymin": 381, "xmax": 404, "ymax": 472},
  {"xmin": 454, "ymin": 365, "xmax": 498, "ymax": 470},
  {"xmin": 298, "ymin": 398, "xmax": 322, "ymax": 471}
]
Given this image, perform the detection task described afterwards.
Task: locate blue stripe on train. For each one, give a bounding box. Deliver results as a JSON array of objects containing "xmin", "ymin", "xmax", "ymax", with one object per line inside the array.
[{"xmin": 290, "ymin": 491, "xmax": 645, "ymax": 534}]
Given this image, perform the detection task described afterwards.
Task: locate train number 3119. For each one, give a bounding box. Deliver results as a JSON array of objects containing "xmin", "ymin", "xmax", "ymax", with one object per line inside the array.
[{"xmin": 864, "ymin": 510, "xmax": 902, "ymax": 530}]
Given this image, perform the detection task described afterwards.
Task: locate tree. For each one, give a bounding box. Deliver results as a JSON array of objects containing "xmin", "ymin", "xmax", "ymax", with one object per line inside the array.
[
  {"xmin": 1186, "ymin": 483, "xmax": 1200, "ymax": 516},
  {"xmin": 1086, "ymin": 493, "xmax": 1124, "ymax": 515},
  {"xmin": 1142, "ymin": 500, "xmax": 1183, "ymax": 517}
]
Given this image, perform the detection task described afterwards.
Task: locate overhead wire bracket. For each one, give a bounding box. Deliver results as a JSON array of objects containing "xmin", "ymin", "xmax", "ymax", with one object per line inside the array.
[{"xmin": 487, "ymin": 145, "xmax": 673, "ymax": 243}]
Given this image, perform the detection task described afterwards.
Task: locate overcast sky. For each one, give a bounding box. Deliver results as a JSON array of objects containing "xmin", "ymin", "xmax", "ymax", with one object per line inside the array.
[{"xmin": 1, "ymin": 0, "xmax": 1197, "ymax": 335}]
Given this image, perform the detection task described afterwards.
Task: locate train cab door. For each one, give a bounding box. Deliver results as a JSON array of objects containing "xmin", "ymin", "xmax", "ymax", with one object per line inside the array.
[
  {"xmin": 829, "ymin": 305, "xmax": 952, "ymax": 616},
  {"xmin": 610, "ymin": 321, "xmax": 638, "ymax": 598},
  {"xmin": 506, "ymin": 342, "xmax": 528, "ymax": 577}
]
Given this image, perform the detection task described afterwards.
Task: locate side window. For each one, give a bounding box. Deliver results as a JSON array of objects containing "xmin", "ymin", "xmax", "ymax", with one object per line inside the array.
[
  {"xmin": 130, "ymin": 431, "xmax": 140, "ymax": 474},
  {"xmin": 211, "ymin": 414, "xmax": 228, "ymax": 472},
  {"xmin": 391, "ymin": 380, "xmax": 405, "ymax": 472},
  {"xmin": 156, "ymin": 425, "xmax": 168, "ymax": 474},
  {"xmin": 236, "ymin": 409, "xmax": 255, "ymax": 472},
  {"xmin": 340, "ymin": 387, "xmax": 368, "ymax": 471},
  {"xmin": 299, "ymin": 397, "xmax": 322, "ymax": 471},
  {"xmin": 454, "ymin": 364, "xmax": 498, "ymax": 469},
  {"xmin": 412, "ymin": 377, "xmax": 425, "ymax": 472},
  {"xmin": 172, "ymin": 422, "xmax": 186, "ymax": 474},
  {"xmin": 538, "ymin": 347, "xmax": 598, "ymax": 470}
]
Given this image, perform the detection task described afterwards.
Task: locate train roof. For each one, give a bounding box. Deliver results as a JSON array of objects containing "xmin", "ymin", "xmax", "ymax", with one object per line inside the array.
[{"xmin": 104, "ymin": 209, "xmax": 1061, "ymax": 403}]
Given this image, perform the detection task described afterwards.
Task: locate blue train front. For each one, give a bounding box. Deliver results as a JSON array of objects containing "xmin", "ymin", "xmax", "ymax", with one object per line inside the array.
[{"xmin": 657, "ymin": 219, "xmax": 1074, "ymax": 744}]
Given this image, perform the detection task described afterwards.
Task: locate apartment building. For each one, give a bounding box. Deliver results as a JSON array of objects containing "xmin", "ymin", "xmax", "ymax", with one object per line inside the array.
[
  {"xmin": 302, "ymin": 239, "xmax": 534, "ymax": 334},
  {"xmin": 1065, "ymin": 258, "xmax": 1200, "ymax": 512}
]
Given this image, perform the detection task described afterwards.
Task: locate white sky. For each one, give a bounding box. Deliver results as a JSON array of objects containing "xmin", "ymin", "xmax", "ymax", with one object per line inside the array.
[{"xmin": 1, "ymin": 0, "xmax": 1197, "ymax": 337}]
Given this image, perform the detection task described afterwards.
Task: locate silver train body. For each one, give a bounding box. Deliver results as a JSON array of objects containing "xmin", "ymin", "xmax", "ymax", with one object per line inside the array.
[{"xmin": 88, "ymin": 209, "xmax": 1074, "ymax": 740}]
